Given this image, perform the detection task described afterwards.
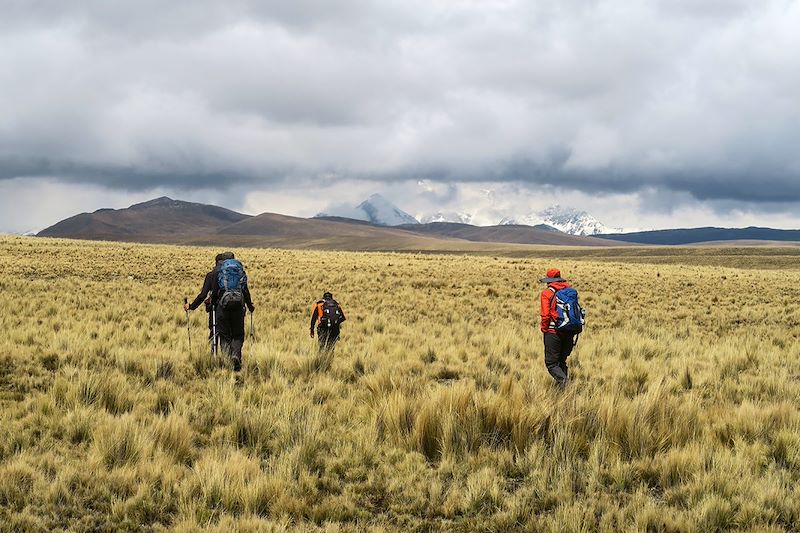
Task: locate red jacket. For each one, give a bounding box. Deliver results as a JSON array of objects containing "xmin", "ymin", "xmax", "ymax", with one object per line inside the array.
[{"xmin": 540, "ymin": 282, "xmax": 571, "ymax": 333}]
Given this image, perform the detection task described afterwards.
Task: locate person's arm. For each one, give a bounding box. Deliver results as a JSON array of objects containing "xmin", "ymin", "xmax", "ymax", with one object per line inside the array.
[
  {"xmin": 540, "ymin": 288, "xmax": 554, "ymax": 332},
  {"xmin": 244, "ymin": 284, "xmax": 254, "ymax": 312},
  {"xmin": 338, "ymin": 305, "xmax": 346, "ymax": 323},
  {"xmin": 310, "ymin": 303, "xmax": 320, "ymax": 336},
  {"xmin": 187, "ymin": 272, "xmax": 214, "ymax": 311}
]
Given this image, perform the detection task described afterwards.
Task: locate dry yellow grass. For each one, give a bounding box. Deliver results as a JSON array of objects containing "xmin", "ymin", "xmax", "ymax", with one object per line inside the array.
[{"xmin": 1, "ymin": 236, "xmax": 799, "ymax": 531}]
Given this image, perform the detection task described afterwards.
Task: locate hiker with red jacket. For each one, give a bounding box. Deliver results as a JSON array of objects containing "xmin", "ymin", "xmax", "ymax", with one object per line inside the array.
[
  {"xmin": 540, "ymin": 268, "xmax": 585, "ymax": 388},
  {"xmin": 310, "ymin": 292, "xmax": 346, "ymax": 353}
]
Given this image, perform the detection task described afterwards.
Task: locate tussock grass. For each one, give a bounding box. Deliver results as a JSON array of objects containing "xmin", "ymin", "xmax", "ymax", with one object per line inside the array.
[
  {"xmin": 153, "ymin": 413, "xmax": 196, "ymax": 465},
  {"xmin": 0, "ymin": 457, "xmax": 37, "ymax": 512},
  {"xmin": 2, "ymin": 235, "xmax": 800, "ymax": 530},
  {"xmin": 92, "ymin": 414, "xmax": 153, "ymax": 469}
]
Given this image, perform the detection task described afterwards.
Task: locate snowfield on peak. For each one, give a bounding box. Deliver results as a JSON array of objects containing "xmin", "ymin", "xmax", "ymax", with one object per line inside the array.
[
  {"xmin": 317, "ymin": 194, "xmax": 419, "ymax": 226},
  {"xmin": 499, "ymin": 214, "xmax": 544, "ymax": 227},
  {"xmin": 422, "ymin": 205, "xmax": 619, "ymax": 235},
  {"xmin": 420, "ymin": 212, "xmax": 474, "ymax": 225},
  {"xmin": 357, "ymin": 194, "xmax": 419, "ymax": 226},
  {"xmin": 536, "ymin": 205, "xmax": 621, "ymax": 236}
]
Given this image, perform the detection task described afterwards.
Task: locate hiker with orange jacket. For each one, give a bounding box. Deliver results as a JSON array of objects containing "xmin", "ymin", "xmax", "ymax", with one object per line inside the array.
[
  {"xmin": 539, "ymin": 268, "xmax": 585, "ymax": 388},
  {"xmin": 310, "ymin": 292, "xmax": 346, "ymax": 353}
]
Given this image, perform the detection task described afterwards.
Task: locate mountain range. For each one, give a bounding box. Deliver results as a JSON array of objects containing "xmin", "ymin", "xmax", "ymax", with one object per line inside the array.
[
  {"xmin": 36, "ymin": 196, "xmax": 622, "ymax": 250},
  {"xmin": 601, "ymin": 227, "xmax": 800, "ymax": 245},
  {"xmin": 501, "ymin": 205, "xmax": 622, "ymax": 236},
  {"xmin": 35, "ymin": 195, "xmax": 800, "ymax": 249},
  {"xmin": 319, "ymin": 194, "xmax": 619, "ymax": 236}
]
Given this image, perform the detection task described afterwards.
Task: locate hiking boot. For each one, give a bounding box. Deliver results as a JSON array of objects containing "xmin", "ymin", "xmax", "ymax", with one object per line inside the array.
[{"xmin": 232, "ymin": 357, "xmax": 241, "ymax": 372}]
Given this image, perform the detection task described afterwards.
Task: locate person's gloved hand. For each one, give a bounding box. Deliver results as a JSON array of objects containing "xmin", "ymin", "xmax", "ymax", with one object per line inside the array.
[
  {"xmin": 310, "ymin": 329, "xmax": 314, "ymax": 338},
  {"xmin": 248, "ymin": 303, "xmax": 255, "ymax": 313}
]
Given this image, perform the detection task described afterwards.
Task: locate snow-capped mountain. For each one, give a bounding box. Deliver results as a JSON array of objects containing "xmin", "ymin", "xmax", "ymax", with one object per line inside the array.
[
  {"xmin": 420, "ymin": 211, "xmax": 474, "ymax": 225},
  {"xmin": 317, "ymin": 194, "xmax": 419, "ymax": 226},
  {"xmin": 498, "ymin": 217, "xmax": 562, "ymax": 232},
  {"xmin": 537, "ymin": 205, "xmax": 621, "ymax": 236},
  {"xmin": 424, "ymin": 205, "xmax": 619, "ymax": 235},
  {"xmin": 358, "ymin": 194, "xmax": 419, "ymax": 225},
  {"xmin": 320, "ymin": 195, "xmax": 616, "ymax": 234},
  {"xmin": 499, "ymin": 214, "xmax": 544, "ymax": 226}
]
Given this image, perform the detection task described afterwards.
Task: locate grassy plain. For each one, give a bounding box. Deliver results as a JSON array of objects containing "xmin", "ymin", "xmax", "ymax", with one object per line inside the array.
[{"xmin": 1, "ymin": 236, "xmax": 799, "ymax": 532}]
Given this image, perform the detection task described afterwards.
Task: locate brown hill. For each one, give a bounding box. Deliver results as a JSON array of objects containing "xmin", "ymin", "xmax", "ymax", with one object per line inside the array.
[
  {"xmin": 397, "ymin": 222, "xmax": 622, "ymax": 247},
  {"xmin": 200, "ymin": 212, "xmax": 474, "ymax": 251},
  {"xmin": 38, "ymin": 197, "xmax": 251, "ymax": 240}
]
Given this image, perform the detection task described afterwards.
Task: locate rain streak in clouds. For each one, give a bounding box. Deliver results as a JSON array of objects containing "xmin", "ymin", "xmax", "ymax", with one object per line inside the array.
[{"xmin": 2, "ymin": 0, "xmax": 800, "ymax": 232}]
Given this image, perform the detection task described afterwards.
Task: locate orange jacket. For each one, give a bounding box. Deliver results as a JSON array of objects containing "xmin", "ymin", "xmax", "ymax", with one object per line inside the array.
[{"xmin": 540, "ymin": 281, "xmax": 571, "ymax": 333}]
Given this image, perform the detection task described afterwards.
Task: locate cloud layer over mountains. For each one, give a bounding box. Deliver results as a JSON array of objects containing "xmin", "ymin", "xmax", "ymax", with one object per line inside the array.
[{"xmin": 2, "ymin": 1, "xmax": 800, "ymax": 232}]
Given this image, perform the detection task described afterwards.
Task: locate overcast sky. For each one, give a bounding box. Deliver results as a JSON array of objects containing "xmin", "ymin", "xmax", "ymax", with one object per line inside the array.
[{"xmin": 2, "ymin": 0, "xmax": 800, "ymax": 233}]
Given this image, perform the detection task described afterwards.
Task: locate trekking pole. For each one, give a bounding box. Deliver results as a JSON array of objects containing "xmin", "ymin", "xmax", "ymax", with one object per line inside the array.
[
  {"xmin": 211, "ymin": 306, "xmax": 218, "ymax": 356},
  {"xmin": 184, "ymin": 298, "xmax": 192, "ymax": 350},
  {"xmin": 249, "ymin": 309, "xmax": 255, "ymax": 341}
]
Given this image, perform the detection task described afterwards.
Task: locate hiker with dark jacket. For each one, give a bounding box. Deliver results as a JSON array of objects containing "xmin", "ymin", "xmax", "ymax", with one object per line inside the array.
[
  {"xmin": 540, "ymin": 268, "xmax": 581, "ymax": 388},
  {"xmin": 310, "ymin": 292, "xmax": 346, "ymax": 353},
  {"xmin": 186, "ymin": 252, "xmax": 233, "ymax": 344},
  {"xmin": 184, "ymin": 252, "xmax": 254, "ymax": 371}
]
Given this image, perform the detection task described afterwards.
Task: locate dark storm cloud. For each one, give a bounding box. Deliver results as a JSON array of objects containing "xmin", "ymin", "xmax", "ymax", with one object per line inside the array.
[
  {"xmin": 479, "ymin": 157, "xmax": 800, "ymax": 204},
  {"xmin": 2, "ymin": 0, "xmax": 800, "ymax": 202},
  {"xmin": 0, "ymin": 156, "xmax": 265, "ymax": 190}
]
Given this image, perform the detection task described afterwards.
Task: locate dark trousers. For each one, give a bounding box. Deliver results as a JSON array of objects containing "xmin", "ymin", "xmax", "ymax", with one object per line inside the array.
[
  {"xmin": 317, "ymin": 325, "xmax": 340, "ymax": 353},
  {"xmin": 216, "ymin": 304, "xmax": 245, "ymax": 368},
  {"xmin": 544, "ymin": 332, "xmax": 575, "ymax": 387}
]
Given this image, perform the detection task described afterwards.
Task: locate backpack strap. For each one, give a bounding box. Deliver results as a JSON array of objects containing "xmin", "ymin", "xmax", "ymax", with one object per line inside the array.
[{"xmin": 546, "ymin": 286, "xmax": 557, "ymax": 329}]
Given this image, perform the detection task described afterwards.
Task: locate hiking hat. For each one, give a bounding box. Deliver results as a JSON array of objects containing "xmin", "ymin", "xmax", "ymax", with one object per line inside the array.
[
  {"xmin": 215, "ymin": 251, "xmax": 234, "ymax": 262},
  {"xmin": 539, "ymin": 268, "xmax": 566, "ymax": 283},
  {"xmin": 323, "ymin": 292, "xmax": 333, "ymax": 299}
]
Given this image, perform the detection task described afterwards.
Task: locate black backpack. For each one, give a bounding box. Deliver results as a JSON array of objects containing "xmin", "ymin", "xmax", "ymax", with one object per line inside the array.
[{"xmin": 319, "ymin": 299, "xmax": 342, "ymax": 327}]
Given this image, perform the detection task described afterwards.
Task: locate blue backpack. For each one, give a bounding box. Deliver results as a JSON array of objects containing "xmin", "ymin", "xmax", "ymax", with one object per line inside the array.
[
  {"xmin": 549, "ymin": 287, "xmax": 585, "ymax": 334},
  {"xmin": 217, "ymin": 259, "xmax": 247, "ymax": 311}
]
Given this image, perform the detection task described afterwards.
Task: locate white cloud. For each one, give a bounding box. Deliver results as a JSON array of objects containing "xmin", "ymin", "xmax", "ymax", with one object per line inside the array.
[{"xmin": 2, "ymin": 0, "xmax": 800, "ymax": 230}]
